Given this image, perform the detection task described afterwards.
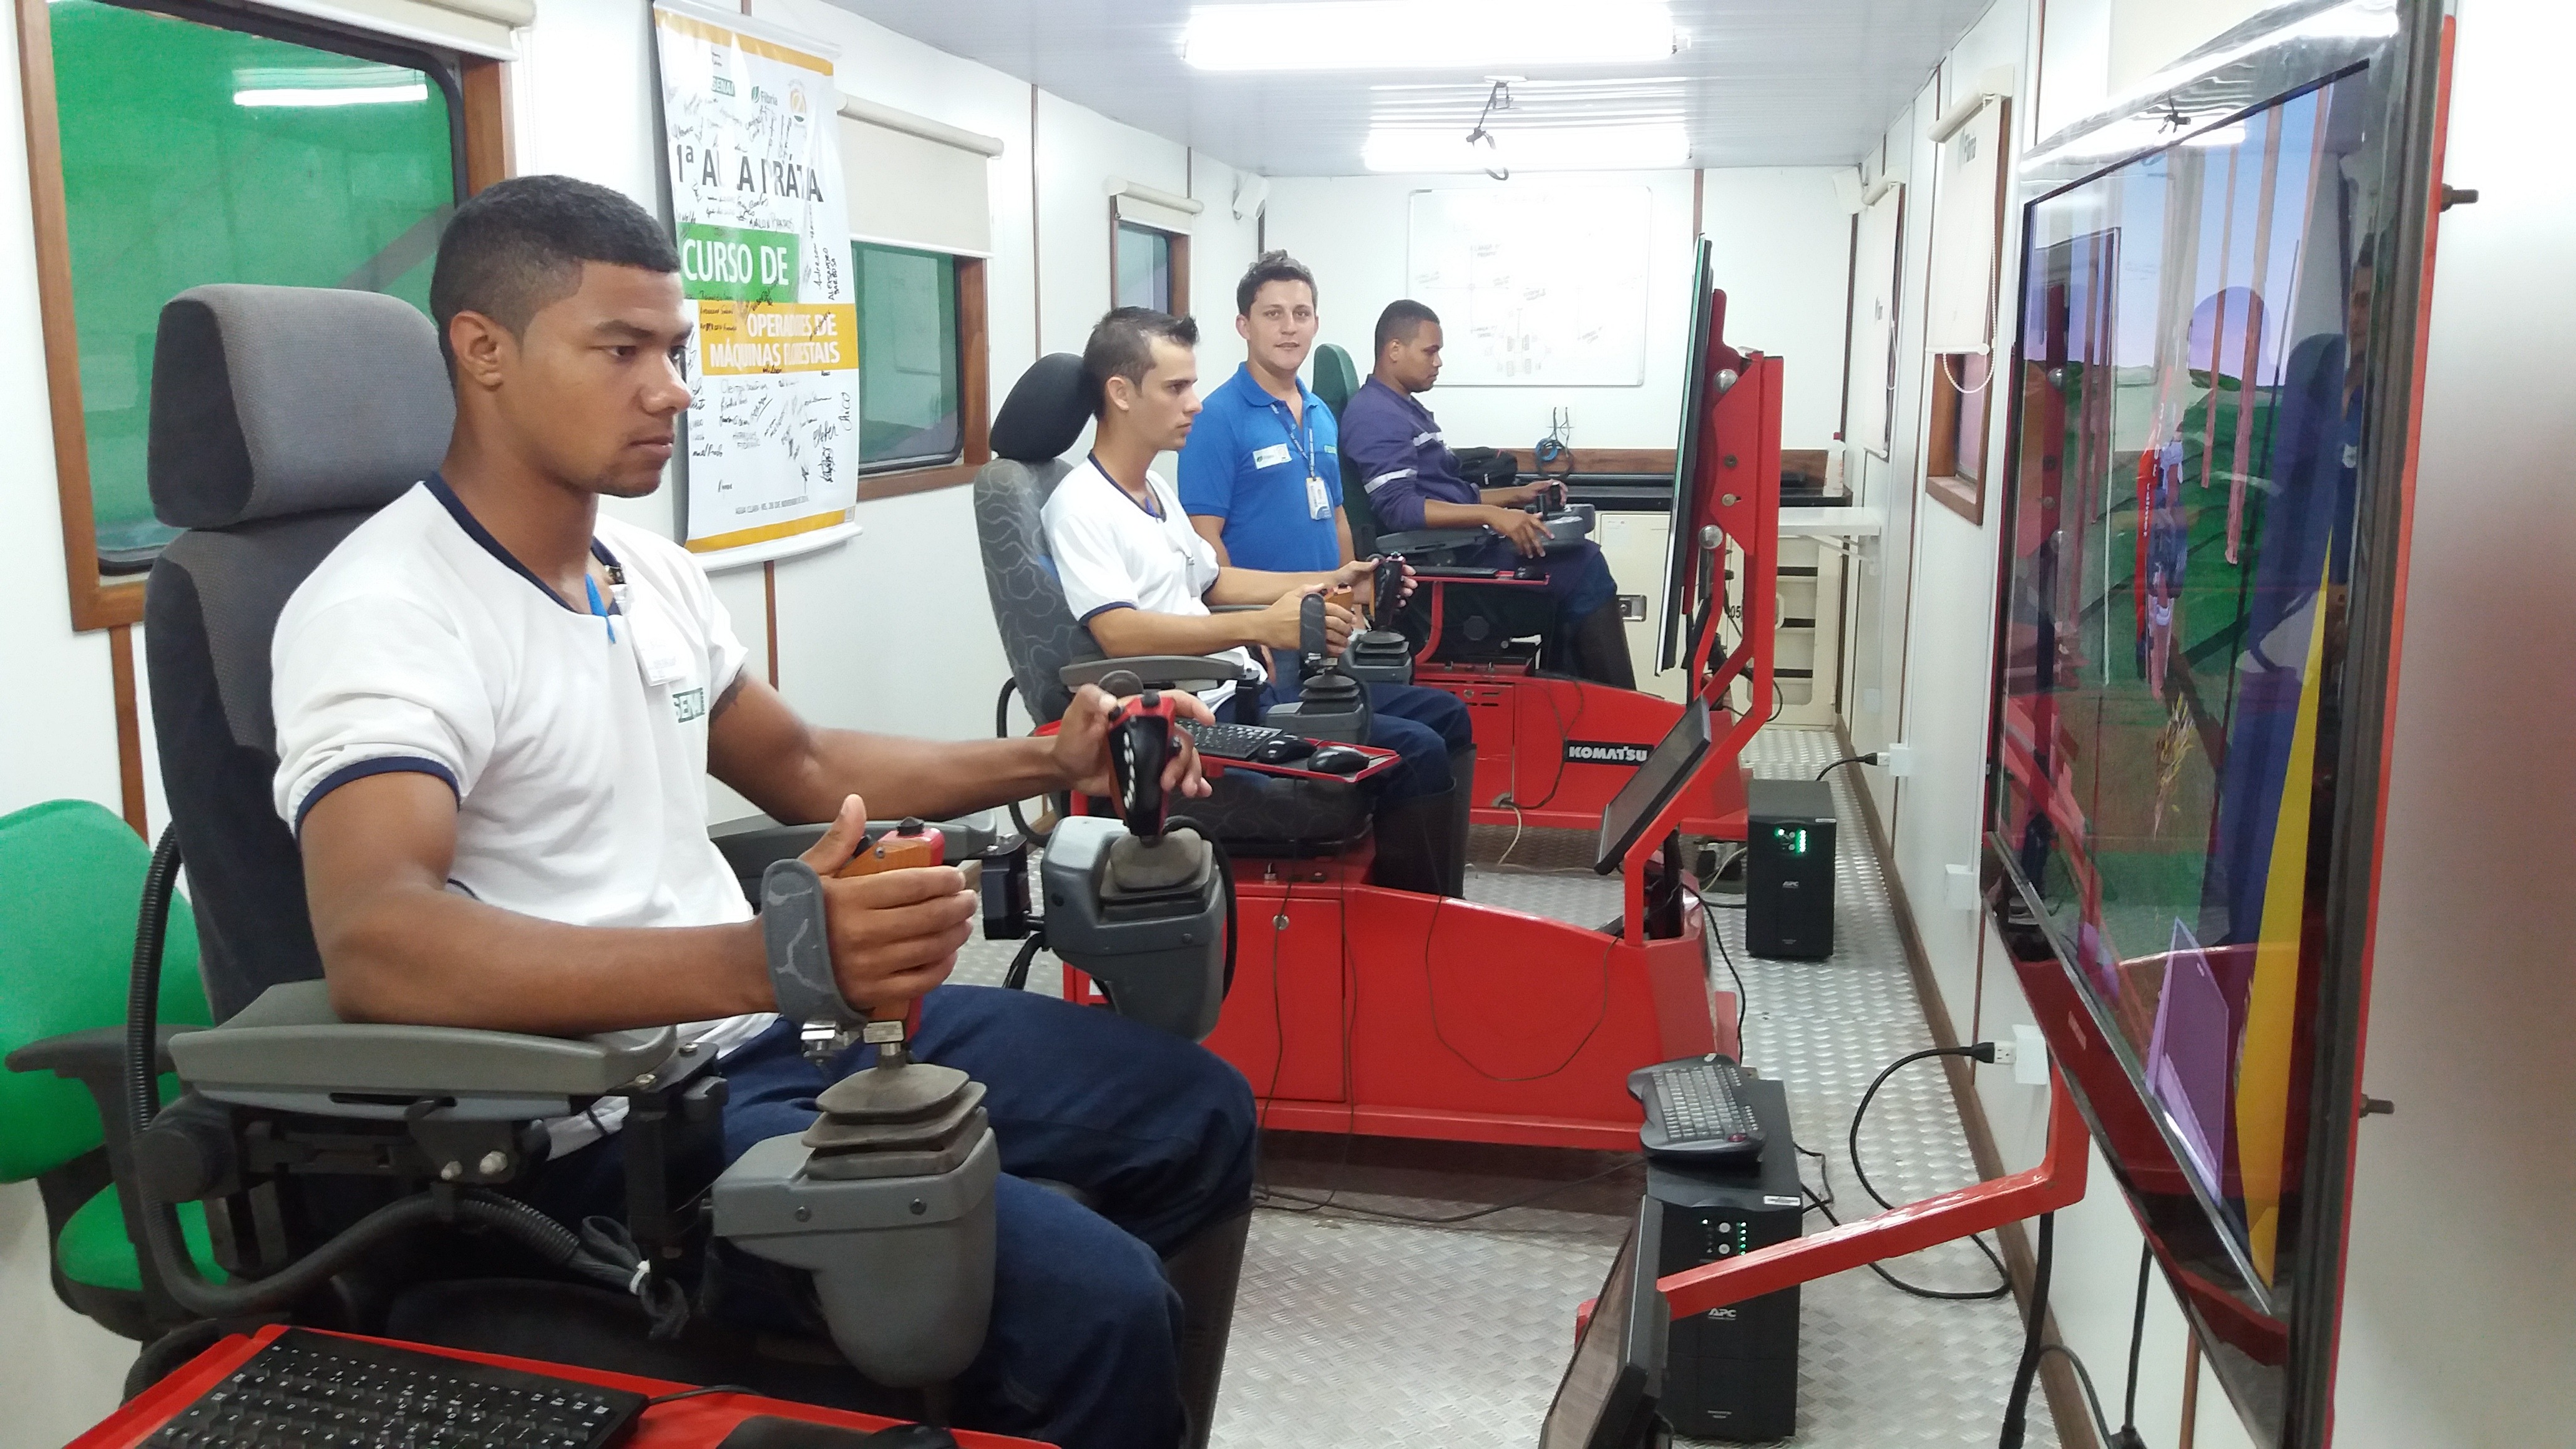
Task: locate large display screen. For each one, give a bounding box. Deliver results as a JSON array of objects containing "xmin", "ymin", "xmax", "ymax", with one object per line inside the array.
[
  {"xmin": 1984, "ymin": 2, "xmax": 2446, "ymax": 1443},
  {"xmin": 2000, "ymin": 64, "xmax": 2374, "ymax": 1286}
]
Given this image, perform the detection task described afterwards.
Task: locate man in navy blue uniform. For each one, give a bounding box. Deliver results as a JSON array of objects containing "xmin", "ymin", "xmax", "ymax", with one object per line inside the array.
[
  {"xmin": 1338, "ymin": 300, "xmax": 1636, "ymax": 688},
  {"xmin": 1178, "ymin": 251, "xmax": 1349, "ymax": 575}
]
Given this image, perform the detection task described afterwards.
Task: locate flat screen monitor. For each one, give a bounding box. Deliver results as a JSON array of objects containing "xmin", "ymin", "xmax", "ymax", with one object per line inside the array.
[
  {"xmin": 1983, "ymin": 3, "xmax": 2445, "ymax": 1443},
  {"xmin": 1536, "ymin": 1199, "xmax": 1668, "ymax": 1449},
  {"xmin": 1656, "ymin": 239, "xmax": 1717, "ymax": 676},
  {"xmin": 1593, "ymin": 699, "xmax": 1712, "ymax": 875}
]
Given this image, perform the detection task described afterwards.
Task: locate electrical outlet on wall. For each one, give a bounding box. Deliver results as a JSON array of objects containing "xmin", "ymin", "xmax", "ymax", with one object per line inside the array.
[
  {"xmin": 1942, "ymin": 862, "xmax": 1978, "ymax": 911},
  {"xmin": 1883, "ymin": 743, "xmax": 1915, "ymax": 776},
  {"xmin": 2012, "ymin": 1025, "xmax": 2049, "ymax": 1086}
]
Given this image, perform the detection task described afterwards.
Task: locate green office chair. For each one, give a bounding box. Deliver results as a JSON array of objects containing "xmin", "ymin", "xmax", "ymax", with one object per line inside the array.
[
  {"xmin": 1312, "ymin": 341, "xmax": 1359, "ymax": 421},
  {"xmin": 0, "ymin": 799, "xmax": 222, "ymax": 1345},
  {"xmin": 1310, "ymin": 344, "xmax": 1563, "ymax": 667}
]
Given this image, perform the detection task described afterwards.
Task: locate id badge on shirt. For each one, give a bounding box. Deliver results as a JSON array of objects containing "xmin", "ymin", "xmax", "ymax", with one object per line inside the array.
[
  {"xmin": 1305, "ymin": 474, "xmax": 1330, "ymax": 520},
  {"xmin": 622, "ymin": 592, "xmax": 691, "ymax": 690}
]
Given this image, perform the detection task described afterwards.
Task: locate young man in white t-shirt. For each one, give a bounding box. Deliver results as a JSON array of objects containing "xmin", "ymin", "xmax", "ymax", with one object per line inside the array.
[
  {"xmin": 271, "ymin": 176, "xmax": 1248, "ymax": 1449},
  {"xmin": 1042, "ymin": 308, "xmax": 1477, "ymax": 896}
]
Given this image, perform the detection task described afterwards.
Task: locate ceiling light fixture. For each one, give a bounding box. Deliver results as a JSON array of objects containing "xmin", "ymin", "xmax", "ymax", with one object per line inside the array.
[
  {"xmin": 233, "ymin": 80, "xmax": 429, "ymax": 107},
  {"xmin": 1183, "ymin": 0, "xmax": 1681, "ymax": 72},
  {"xmin": 1361, "ymin": 121, "xmax": 1690, "ymax": 174}
]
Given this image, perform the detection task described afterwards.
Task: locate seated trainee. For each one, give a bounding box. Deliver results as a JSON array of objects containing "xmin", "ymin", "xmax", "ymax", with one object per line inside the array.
[
  {"xmin": 271, "ymin": 175, "xmax": 1253, "ymax": 1449},
  {"xmin": 1042, "ymin": 305, "xmax": 1478, "ymax": 898},
  {"xmin": 1338, "ymin": 300, "xmax": 1637, "ymax": 689}
]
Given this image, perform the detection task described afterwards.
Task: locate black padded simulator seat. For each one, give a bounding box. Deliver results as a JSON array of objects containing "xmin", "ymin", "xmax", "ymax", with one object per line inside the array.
[
  {"xmin": 145, "ymin": 285, "xmax": 456, "ymax": 1020},
  {"xmin": 974, "ymin": 353, "xmax": 1371, "ymax": 854}
]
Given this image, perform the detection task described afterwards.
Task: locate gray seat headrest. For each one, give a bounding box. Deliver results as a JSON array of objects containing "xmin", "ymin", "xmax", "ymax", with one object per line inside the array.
[
  {"xmin": 149, "ymin": 283, "xmax": 454, "ymax": 530},
  {"xmin": 990, "ymin": 353, "xmax": 1091, "ymax": 463}
]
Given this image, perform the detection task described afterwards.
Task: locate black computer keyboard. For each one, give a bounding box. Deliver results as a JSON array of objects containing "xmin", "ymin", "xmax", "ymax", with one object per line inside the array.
[
  {"xmin": 1628, "ymin": 1054, "xmax": 1766, "ymax": 1164},
  {"xmin": 1181, "ymin": 719, "xmax": 1292, "ymax": 761},
  {"xmin": 145, "ymin": 1328, "xmax": 645, "ymax": 1449}
]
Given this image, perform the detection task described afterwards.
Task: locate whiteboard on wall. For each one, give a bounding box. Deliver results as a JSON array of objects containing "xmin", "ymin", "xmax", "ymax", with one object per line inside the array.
[
  {"xmin": 1926, "ymin": 98, "xmax": 2009, "ymax": 354},
  {"xmin": 1852, "ymin": 183, "xmax": 1906, "ymax": 460},
  {"xmin": 1405, "ymin": 187, "xmax": 1651, "ymax": 387}
]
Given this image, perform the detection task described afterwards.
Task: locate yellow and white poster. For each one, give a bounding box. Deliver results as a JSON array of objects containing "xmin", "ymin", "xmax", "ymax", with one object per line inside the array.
[{"xmin": 652, "ymin": 0, "xmax": 859, "ymax": 557}]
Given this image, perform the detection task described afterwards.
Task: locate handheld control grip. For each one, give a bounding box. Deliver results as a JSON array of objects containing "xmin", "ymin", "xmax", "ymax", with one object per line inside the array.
[
  {"xmin": 1299, "ymin": 590, "xmax": 1329, "ymax": 672},
  {"xmin": 829, "ymin": 819, "xmax": 944, "ymax": 1054},
  {"xmin": 1107, "ymin": 688, "xmax": 1179, "ymax": 845}
]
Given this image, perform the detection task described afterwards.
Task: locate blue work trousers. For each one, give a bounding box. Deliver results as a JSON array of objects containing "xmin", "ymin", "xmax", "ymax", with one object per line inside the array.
[
  {"xmin": 1255, "ymin": 673, "xmax": 1473, "ymax": 804},
  {"xmin": 1467, "ymin": 536, "xmax": 1619, "ymax": 620},
  {"xmin": 523, "ymin": 986, "xmax": 1257, "ymax": 1449}
]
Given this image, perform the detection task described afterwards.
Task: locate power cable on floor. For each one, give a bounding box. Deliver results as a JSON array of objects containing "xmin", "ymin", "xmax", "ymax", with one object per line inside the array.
[
  {"xmin": 1254, "ymin": 1157, "xmax": 1644, "ymax": 1228},
  {"xmin": 1686, "ymin": 884, "xmax": 1752, "ymax": 1053},
  {"xmin": 1845, "ymin": 1045, "xmax": 2016, "ymax": 1302}
]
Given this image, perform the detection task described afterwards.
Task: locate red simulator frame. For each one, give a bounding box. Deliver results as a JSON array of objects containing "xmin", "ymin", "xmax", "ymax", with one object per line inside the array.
[
  {"xmin": 1401, "ymin": 353, "xmax": 1783, "ymax": 846},
  {"xmin": 1059, "ymin": 339, "xmax": 1780, "ymax": 1152}
]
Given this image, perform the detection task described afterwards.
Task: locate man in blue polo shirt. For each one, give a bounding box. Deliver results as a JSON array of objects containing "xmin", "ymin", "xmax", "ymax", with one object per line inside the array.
[
  {"xmin": 1178, "ymin": 251, "xmax": 1349, "ymax": 577},
  {"xmin": 1340, "ymin": 299, "xmax": 1636, "ymax": 690}
]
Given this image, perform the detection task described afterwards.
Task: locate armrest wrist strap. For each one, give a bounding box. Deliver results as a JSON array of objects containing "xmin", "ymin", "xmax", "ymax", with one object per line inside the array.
[{"xmin": 761, "ymin": 861, "xmax": 863, "ymax": 1063}]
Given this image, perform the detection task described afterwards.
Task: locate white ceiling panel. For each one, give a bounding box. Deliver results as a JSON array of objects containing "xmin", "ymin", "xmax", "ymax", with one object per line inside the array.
[{"xmin": 821, "ymin": 0, "xmax": 1994, "ymax": 175}]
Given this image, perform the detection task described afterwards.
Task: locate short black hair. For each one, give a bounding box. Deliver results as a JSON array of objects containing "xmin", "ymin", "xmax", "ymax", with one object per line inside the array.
[
  {"xmin": 1236, "ymin": 250, "xmax": 1317, "ymax": 317},
  {"xmin": 429, "ymin": 175, "xmax": 681, "ymax": 371},
  {"xmin": 1081, "ymin": 306, "xmax": 1199, "ymax": 417},
  {"xmin": 1374, "ymin": 299, "xmax": 1441, "ymax": 357}
]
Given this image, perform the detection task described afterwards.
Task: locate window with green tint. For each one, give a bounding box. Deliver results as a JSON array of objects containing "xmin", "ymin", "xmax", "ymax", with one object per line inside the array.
[
  {"xmin": 852, "ymin": 242, "xmax": 962, "ymax": 472},
  {"xmin": 51, "ymin": 1, "xmax": 459, "ymax": 569},
  {"xmin": 1116, "ymin": 222, "xmax": 1172, "ymax": 312}
]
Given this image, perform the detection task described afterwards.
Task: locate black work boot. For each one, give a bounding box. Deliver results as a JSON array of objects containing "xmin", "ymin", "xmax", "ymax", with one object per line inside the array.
[
  {"xmin": 1365, "ymin": 743, "xmax": 1475, "ymax": 897},
  {"xmin": 1163, "ymin": 1203, "xmax": 1251, "ymax": 1449},
  {"xmin": 1569, "ymin": 601, "xmax": 1639, "ymax": 690}
]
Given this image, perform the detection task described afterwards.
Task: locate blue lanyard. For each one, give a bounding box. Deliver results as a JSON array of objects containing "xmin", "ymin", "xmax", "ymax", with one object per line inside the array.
[
  {"xmin": 585, "ymin": 572, "xmax": 616, "ymax": 643},
  {"xmin": 1269, "ymin": 395, "xmax": 1320, "ymax": 480}
]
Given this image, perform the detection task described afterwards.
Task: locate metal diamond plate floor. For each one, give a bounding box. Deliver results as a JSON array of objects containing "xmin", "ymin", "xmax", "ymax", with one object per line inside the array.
[{"xmin": 954, "ymin": 728, "xmax": 2054, "ymax": 1448}]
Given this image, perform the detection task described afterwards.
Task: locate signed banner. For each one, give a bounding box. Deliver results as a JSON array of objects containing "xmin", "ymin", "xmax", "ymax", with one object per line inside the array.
[{"xmin": 653, "ymin": 0, "xmax": 858, "ymax": 556}]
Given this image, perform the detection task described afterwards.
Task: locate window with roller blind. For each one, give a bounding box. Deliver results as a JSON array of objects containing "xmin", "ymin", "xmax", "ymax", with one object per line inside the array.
[
  {"xmin": 836, "ymin": 96, "xmax": 997, "ymax": 499},
  {"xmin": 1108, "ymin": 187, "xmax": 1194, "ymax": 317},
  {"xmin": 1923, "ymin": 94, "xmax": 2011, "ymax": 524},
  {"xmin": 19, "ymin": 0, "xmax": 507, "ymax": 632}
]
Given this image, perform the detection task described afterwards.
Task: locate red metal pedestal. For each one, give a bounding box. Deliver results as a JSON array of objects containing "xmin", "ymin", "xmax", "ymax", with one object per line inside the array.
[
  {"xmin": 1427, "ymin": 665, "xmax": 1751, "ymax": 841},
  {"xmin": 1159, "ymin": 872, "xmax": 1735, "ymax": 1151}
]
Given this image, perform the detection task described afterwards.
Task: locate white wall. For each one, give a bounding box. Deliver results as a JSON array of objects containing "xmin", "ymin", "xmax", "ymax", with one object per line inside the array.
[
  {"xmin": 2331, "ymin": 2, "xmax": 2576, "ymax": 1442},
  {"xmin": 1263, "ymin": 167, "xmax": 1852, "ymax": 454},
  {"xmin": 0, "ymin": 0, "xmax": 1265, "ymax": 1437},
  {"xmin": 1848, "ymin": 1, "xmax": 2576, "ymax": 1448}
]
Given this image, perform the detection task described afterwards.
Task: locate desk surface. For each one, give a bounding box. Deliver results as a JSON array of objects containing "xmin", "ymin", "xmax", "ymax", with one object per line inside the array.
[
  {"xmin": 1773, "ymin": 506, "xmax": 1884, "ymax": 537},
  {"xmin": 71, "ymin": 1323, "xmax": 1049, "ymax": 1449}
]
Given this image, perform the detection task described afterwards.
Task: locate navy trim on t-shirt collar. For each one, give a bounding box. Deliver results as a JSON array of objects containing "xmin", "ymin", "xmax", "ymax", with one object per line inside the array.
[
  {"xmin": 426, "ymin": 472, "xmax": 622, "ymax": 614},
  {"xmin": 1087, "ymin": 452, "xmax": 1164, "ymax": 519}
]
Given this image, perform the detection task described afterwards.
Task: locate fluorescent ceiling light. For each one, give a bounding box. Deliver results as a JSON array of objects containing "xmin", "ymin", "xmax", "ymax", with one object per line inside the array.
[
  {"xmin": 235, "ymin": 82, "xmax": 428, "ymax": 107},
  {"xmin": 1185, "ymin": 1, "xmax": 1680, "ymax": 71},
  {"xmin": 233, "ymin": 67, "xmax": 426, "ymax": 107},
  {"xmin": 1362, "ymin": 122, "xmax": 1690, "ymax": 173}
]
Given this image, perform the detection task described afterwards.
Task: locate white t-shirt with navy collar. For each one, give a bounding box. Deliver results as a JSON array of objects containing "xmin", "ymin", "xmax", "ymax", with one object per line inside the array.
[
  {"xmin": 270, "ymin": 475, "xmax": 769, "ymax": 1152},
  {"xmin": 1042, "ymin": 456, "xmax": 1262, "ymax": 708}
]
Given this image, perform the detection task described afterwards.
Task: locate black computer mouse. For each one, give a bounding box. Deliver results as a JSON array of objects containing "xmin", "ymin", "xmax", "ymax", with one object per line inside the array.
[
  {"xmin": 717, "ymin": 1415, "xmax": 959, "ymax": 1448},
  {"xmin": 1248, "ymin": 734, "xmax": 1315, "ymax": 765},
  {"xmin": 1306, "ymin": 744, "xmax": 1370, "ymax": 775}
]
